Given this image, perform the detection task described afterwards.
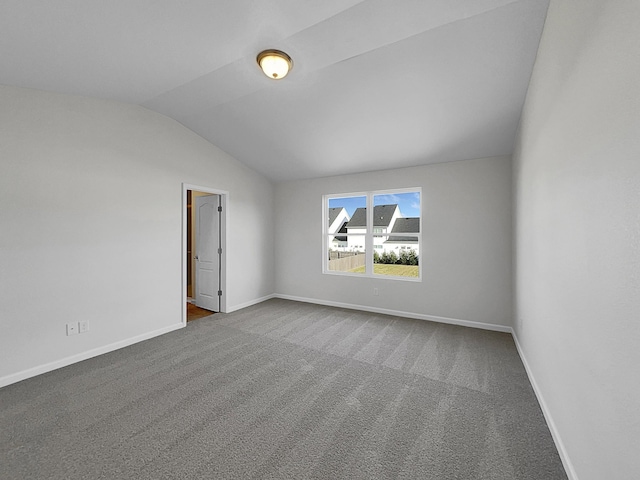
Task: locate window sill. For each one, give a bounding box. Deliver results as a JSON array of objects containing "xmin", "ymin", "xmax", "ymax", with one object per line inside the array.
[{"xmin": 322, "ymin": 270, "xmax": 422, "ymax": 282}]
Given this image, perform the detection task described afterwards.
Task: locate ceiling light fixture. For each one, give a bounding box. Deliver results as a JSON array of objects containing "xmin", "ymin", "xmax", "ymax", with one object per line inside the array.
[{"xmin": 257, "ymin": 49, "xmax": 293, "ymax": 80}]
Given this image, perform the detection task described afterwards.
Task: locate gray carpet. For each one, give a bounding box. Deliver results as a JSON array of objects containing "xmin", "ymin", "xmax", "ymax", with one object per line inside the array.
[{"xmin": 0, "ymin": 299, "xmax": 567, "ymax": 479}]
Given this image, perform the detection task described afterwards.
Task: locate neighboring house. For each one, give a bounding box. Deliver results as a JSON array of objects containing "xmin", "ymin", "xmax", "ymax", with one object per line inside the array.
[
  {"xmin": 328, "ymin": 207, "xmax": 349, "ymax": 233},
  {"xmin": 328, "ymin": 207, "xmax": 350, "ymax": 250},
  {"xmin": 383, "ymin": 217, "xmax": 420, "ymax": 255},
  {"xmin": 331, "ymin": 221, "xmax": 349, "ymax": 251},
  {"xmin": 346, "ymin": 204, "xmax": 401, "ymax": 252}
]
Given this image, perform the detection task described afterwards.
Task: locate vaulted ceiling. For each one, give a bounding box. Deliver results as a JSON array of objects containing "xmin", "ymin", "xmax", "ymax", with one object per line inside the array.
[{"xmin": 0, "ymin": 0, "xmax": 549, "ymax": 181}]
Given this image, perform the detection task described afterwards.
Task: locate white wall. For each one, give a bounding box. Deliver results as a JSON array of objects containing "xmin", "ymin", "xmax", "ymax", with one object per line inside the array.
[
  {"xmin": 512, "ymin": 0, "xmax": 640, "ymax": 479},
  {"xmin": 0, "ymin": 85, "xmax": 275, "ymax": 386},
  {"xmin": 275, "ymin": 156, "xmax": 512, "ymax": 328}
]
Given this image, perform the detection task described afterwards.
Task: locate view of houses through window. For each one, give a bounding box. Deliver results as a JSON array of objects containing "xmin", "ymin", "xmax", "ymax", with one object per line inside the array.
[{"xmin": 324, "ymin": 190, "xmax": 421, "ymax": 278}]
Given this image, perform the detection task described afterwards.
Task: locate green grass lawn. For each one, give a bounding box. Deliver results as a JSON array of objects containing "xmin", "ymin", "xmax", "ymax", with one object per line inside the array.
[{"xmin": 350, "ymin": 264, "xmax": 419, "ymax": 277}]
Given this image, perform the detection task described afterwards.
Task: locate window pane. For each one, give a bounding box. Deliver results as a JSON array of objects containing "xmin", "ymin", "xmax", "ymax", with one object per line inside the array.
[
  {"xmin": 328, "ymin": 236, "xmax": 366, "ymax": 273},
  {"xmin": 372, "ymin": 234, "xmax": 419, "ymax": 277},
  {"xmin": 327, "ymin": 196, "xmax": 367, "ymax": 274},
  {"xmin": 372, "ymin": 191, "xmax": 420, "ymax": 278}
]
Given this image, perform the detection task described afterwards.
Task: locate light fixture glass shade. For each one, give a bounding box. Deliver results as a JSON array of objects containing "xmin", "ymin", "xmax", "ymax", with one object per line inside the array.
[{"xmin": 257, "ymin": 50, "xmax": 292, "ymax": 79}]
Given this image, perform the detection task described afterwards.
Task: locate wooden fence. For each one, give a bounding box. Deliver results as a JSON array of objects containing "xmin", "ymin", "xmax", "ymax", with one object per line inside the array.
[{"xmin": 328, "ymin": 253, "xmax": 365, "ymax": 271}]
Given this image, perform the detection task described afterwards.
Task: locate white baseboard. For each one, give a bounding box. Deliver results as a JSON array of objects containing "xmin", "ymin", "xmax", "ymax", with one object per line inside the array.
[
  {"xmin": 0, "ymin": 322, "xmax": 185, "ymax": 389},
  {"xmin": 226, "ymin": 294, "xmax": 276, "ymax": 313},
  {"xmin": 511, "ymin": 331, "xmax": 578, "ymax": 480},
  {"xmin": 273, "ymin": 294, "xmax": 511, "ymax": 333},
  {"xmin": 1, "ymin": 291, "xmax": 279, "ymax": 388}
]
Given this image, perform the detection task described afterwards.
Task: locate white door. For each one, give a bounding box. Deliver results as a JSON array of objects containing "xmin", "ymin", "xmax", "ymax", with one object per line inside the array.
[{"xmin": 195, "ymin": 194, "xmax": 220, "ymax": 312}]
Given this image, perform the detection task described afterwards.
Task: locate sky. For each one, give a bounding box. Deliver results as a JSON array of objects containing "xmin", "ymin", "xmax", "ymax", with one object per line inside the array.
[{"xmin": 329, "ymin": 192, "xmax": 420, "ymax": 218}]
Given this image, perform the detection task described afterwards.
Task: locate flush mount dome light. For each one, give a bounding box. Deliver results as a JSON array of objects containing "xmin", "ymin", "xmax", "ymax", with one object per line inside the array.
[{"xmin": 257, "ymin": 49, "xmax": 293, "ymax": 79}]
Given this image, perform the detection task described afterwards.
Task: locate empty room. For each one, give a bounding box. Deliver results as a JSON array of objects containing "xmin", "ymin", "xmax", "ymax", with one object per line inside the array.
[{"xmin": 0, "ymin": 1, "xmax": 638, "ymax": 479}]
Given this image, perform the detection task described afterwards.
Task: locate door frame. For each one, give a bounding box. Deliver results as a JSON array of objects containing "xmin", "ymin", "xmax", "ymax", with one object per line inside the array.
[{"xmin": 182, "ymin": 183, "xmax": 228, "ymax": 324}]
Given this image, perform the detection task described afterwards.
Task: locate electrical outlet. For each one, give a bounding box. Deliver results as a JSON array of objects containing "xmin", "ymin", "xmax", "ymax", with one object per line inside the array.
[
  {"xmin": 66, "ymin": 322, "xmax": 78, "ymax": 336},
  {"xmin": 373, "ymin": 288, "xmax": 379, "ymax": 296},
  {"xmin": 79, "ymin": 320, "xmax": 89, "ymax": 333}
]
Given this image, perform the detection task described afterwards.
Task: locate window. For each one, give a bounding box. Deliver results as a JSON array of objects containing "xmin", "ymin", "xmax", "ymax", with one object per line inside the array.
[
  {"xmin": 325, "ymin": 195, "xmax": 366, "ymax": 274},
  {"xmin": 323, "ymin": 189, "xmax": 421, "ymax": 280}
]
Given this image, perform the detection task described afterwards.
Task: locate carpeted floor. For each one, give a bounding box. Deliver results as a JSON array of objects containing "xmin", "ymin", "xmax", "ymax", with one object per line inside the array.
[{"xmin": 0, "ymin": 299, "xmax": 567, "ymax": 479}]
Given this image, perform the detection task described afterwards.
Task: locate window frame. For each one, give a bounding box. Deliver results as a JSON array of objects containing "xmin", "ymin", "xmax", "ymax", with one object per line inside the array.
[{"xmin": 322, "ymin": 188, "xmax": 422, "ymax": 281}]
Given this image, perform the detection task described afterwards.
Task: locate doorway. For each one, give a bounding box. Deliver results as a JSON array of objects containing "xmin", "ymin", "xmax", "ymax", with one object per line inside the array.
[{"xmin": 183, "ymin": 184, "xmax": 228, "ymax": 324}]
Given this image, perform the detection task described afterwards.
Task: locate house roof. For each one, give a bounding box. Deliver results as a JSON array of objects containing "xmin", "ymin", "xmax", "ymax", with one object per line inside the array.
[
  {"xmin": 390, "ymin": 217, "xmax": 420, "ymax": 233},
  {"xmin": 385, "ymin": 217, "xmax": 420, "ymax": 243},
  {"xmin": 348, "ymin": 205, "xmax": 398, "ymax": 228},
  {"xmin": 328, "ymin": 207, "xmax": 345, "ymax": 227}
]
